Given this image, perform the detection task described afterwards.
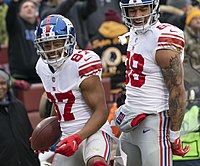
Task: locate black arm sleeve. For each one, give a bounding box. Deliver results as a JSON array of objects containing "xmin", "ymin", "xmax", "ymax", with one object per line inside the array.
[{"xmin": 6, "ymin": 0, "xmax": 21, "ymax": 34}]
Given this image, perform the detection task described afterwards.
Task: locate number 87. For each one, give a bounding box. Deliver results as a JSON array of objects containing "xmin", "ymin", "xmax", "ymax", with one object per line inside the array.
[{"xmin": 46, "ymin": 91, "xmax": 75, "ymax": 121}]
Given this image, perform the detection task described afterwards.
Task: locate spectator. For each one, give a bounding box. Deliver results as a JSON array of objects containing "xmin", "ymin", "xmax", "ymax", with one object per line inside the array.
[
  {"xmin": 86, "ymin": 0, "xmax": 121, "ymax": 40},
  {"xmin": 0, "ymin": 68, "xmax": 40, "ymax": 166},
  {"xmin": 88, "ymin": 9, "xmax": 128, "ymax": 89},
  {"xmin": 184, "ymin": 7, "xmax": 200, "ymax": 72},
  {"xmin": 39, "ymin": 0, "xmax": 97, "ymax": 49},
  {"xmin": 159, "ymin": 0, "xmax": 193, "ymax": 30},
  {"xmin": 39, "ymin": 0, "xmax": 76, "ymax": 20},
  {"xmin": 0, "ymin": 0, "xmax": 8, "ymax": 45},
  {"xmin": 11, "ymin": 76, "xmax": 31, "ymax": 90},
  {"xmin": 4, "ymin": 0, "xmax": 11, "ymax": 4},
  {"xmin": 160, "ymin": 0, "xmax": 167, "ymax": 5},
  {"xmin": 6, "ymin": 0, "xmax": 41, "ymax": 83},
  {"xmin": 174, "ymin": 11, "xmax": 200, "ymax": 165},
  {"xmin": 191, "ymin": 0, "xmax": 200, "ymax": 6},
  {"xmin": 66, "ymin": 0, "xmax": 97, "ymax": 49},
  {"xmin": 34, "ymin": 14, "xmax": 112, "ymax": 166},
  {"xmin": 173, "ymin": 77, "xmax": 200, "ymax": 166}
]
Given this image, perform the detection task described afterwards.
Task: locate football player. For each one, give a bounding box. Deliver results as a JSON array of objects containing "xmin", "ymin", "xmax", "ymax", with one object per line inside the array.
[
  {"xmin": 34, "ymin": 14, "xmax": 112, "ymax": 166},
  {"xmin": 114, "ymin": 0, "xmax": 190, "ymax": 166}
]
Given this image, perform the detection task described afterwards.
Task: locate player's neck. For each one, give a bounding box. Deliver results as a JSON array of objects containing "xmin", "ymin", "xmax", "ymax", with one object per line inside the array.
[{"xmin": 48, "ymin": 65, "xmax": 56, "ymax": 73}]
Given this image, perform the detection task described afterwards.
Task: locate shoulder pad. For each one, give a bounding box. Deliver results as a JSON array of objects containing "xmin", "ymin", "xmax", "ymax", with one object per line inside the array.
[
  {"xmin": 157, "ymin": 24, "xmax": 184, "ymax": 52},
  {"xmin": 71, "ymin": 50, "xmax": 102, "ymax": 77}
]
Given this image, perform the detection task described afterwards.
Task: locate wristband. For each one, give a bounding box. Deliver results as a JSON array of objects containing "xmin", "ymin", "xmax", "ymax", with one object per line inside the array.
[{"xmin": 169, "ymin": 129, "xmax": 180, "ymax": 142}]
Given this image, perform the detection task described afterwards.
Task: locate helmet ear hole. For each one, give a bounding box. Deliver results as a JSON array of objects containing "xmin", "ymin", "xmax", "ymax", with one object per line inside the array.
[{"xmin": 63, "ymin": 34, "xmax": 75, "ymax": 57}]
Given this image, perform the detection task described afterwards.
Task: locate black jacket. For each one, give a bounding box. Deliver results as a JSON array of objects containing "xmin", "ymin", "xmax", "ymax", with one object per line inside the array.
[
  {"xmin": 159, "ymin": 12, "xmax": 187, "ymax": 30},
  {"xmin": 6, "ymin": 0, "xmax": 40, "ymax": 83},
  {"xmin": 0, "ymin": 91, "xmax": 40, "ymax": 166}
]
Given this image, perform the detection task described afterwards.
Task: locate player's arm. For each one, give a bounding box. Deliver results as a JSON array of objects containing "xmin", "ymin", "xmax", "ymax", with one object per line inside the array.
[
  {"xmin": 55, "ymin": 75, "xmax": 109, "ymax": 157},
  {"xmin": 39, "ymin": 92, "xmax": 56, "ymax": 118},
  {"xmin": 55, "ymin": 51, "xmax": 109, "ymax": 157},
  {"xmin": 78, "ymin": 75, "xmax": 108, "ymax": 139},
  {"xmin": 156, "ymin": 49, "xmax": 190, "ymax": 156},
  {"xmin": 156, "ymin": 49, "xmax": 186, "ymax": 131}
]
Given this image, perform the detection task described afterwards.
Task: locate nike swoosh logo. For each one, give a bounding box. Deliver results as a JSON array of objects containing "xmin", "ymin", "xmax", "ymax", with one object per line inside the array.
[
  {"xmin": 143, "ymin": 129, "xmax": 150, "ymax": 133},
  {"xmin": 84, "ymin": 57, "xmax": 92, "ymax": 61},
  {"xmin": 72, "ymin": 140, "xmax": 76, "ymax": 150}
]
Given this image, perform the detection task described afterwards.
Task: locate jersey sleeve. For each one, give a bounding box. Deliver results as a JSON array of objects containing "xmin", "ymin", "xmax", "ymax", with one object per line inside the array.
[
  {"xmin": 156, "ymin": 25, "xmax": 185, "ymax": 61},
  {"xmin": 35, "ymin": 57, "xmax": 43, "ymax": 78},
  {"xmin": 77, "ymin": 50, "xmax": 102, "ymax": 85}
]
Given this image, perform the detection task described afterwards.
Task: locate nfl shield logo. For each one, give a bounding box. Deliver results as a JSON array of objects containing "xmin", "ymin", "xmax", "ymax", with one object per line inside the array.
[{"xmin": 52, "ymin": 77, "xmax": 55, "ymax": 82}]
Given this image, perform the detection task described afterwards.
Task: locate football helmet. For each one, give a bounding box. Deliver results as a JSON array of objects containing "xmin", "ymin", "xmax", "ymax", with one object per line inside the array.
[
  {"xmin": 120, "ymin": 0, "xmax": 160, "ymax": 34},
  {"xmin": 35, "ymin": 14, "xmax": 76, "ymax": 69}
]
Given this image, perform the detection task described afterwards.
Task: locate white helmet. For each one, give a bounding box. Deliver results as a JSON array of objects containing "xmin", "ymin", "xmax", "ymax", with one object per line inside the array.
[
  {"xmin": 120, "ymin": 0, "xmax": 160, "ymax": 34},
  {"xmin": 34, "ymin": 14, "xmax": 76, "ymax": 69}
]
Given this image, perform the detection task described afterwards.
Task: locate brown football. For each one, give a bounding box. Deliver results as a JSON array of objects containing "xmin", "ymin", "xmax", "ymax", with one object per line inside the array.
[{"xmin": 31, "ymin": 116, "xmax": 61, "ymax": 150}]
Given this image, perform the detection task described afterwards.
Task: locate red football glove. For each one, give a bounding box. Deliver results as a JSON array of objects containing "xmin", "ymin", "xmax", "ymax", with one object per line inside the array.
[
  {"xmin": 55, "ymin": 134, "xmax": 83, "ymax": 157},
  {"xmin": 169, "ymin": 130, "xmax": 190, "ymax": 156},
  {"xmin": 171, "ymin": 137, "xmax": 190, "ymax": 157},
  {"xmin": 14, "ymin": 80, "xmax": 31, "ymax": 90}
]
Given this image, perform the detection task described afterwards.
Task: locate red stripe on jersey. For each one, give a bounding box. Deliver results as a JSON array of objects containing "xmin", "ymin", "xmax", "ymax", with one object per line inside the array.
[
  {"xmin": 166, "ymin": 114, "xmax": 171, "ymax": 166},
  {"xmin": 81, "ymin": 70, "xmax": 99, "ymax": 77},
  {"xmin": 158, "ymin": 43, "xmax": 183, "ymax": 50},
  {"xmin": 46, "ymin": 16, "xmax": 51, "ymax": 33},
  {"xmin": 161, "ymin": 33, "xmax": 184, "ymax": 40},
  {"xmin": 79, "ymin": 60, "xmax": 101, "ymax": 69},
  {"xmin": 79, "ymin": 64, "xmax": 102, "ymax": 76},
  {"xmin": 159, "ymin": 112, "xmax": 163, "ymax": 166},
  {"xmin": 102, "ymin": 131, "xmax": 109, "ymax": 160},
  {"xmin": 158, "ymin": 37, "xmax": 184, "ymax": 48}
]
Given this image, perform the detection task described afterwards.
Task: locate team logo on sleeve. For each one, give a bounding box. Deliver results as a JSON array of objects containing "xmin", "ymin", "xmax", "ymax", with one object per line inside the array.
[{"xmin": 116, "ymin": 112, "xmax": 125, "ymax": 125}]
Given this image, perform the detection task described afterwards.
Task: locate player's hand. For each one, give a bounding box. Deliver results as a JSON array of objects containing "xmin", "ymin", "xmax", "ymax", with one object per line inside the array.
[
  {"xmin": 34, "ymin": 149, "xmax": 50, "ymax": 154},
  {"xmin": 14, "ymin": 80, "xmax": 31, "ymax": 90},
  {"xmin": 171, "ymin": 137, "xmax": 190, "ymax": 156},
  {"xmin": 169, "ymin": 130, "xmax": 190, "ymax": 156},
  {"xmin": 55, "ymin": 134, "xmax": 83, "ymax": 157}
]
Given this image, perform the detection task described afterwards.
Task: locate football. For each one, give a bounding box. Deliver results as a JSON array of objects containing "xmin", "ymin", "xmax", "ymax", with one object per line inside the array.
[{"xmin": 31, "ymin": 116, "xmax": 61, "ymax": 151}]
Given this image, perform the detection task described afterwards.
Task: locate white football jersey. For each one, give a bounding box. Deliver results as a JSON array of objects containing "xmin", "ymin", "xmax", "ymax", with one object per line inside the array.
[
  {"xmin": 125, "ymin": 21, "xmax": 185, "ymax": 114},
  {"xmin": 36, "ymin": 49, "xmax": 112, "ymax": 138}
]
